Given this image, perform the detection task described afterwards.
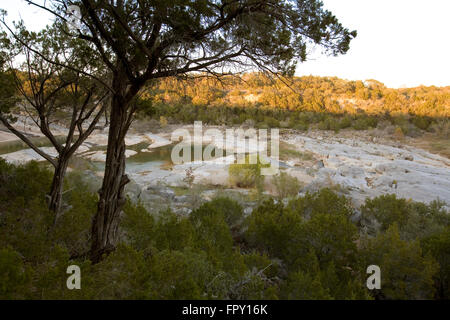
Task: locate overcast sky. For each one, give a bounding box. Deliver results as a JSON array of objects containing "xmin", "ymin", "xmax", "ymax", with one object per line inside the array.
[{"xmin": 1, "ymin": 0, "xmax": 449, "ymax": 88}]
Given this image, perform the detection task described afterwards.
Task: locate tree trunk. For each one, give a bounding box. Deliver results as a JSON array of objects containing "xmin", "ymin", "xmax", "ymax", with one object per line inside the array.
[
  {"xmin": 90, "ymin": 92, "xmax": 131, "ymax": 263},
  {"xmin": 48, "ymin": 155, "xmax": 70, "ymax": 214}
]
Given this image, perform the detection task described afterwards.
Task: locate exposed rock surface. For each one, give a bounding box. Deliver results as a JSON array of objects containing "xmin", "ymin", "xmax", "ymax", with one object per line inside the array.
[{"xmin": 1, "ymin": 122, "xmax": 449, "ymax": 210}]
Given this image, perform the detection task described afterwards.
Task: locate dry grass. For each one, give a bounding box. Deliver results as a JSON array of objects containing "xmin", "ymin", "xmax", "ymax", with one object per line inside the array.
[
  {"xmin": 279, "ymin": 141, "xmax": 314, "ymax": 161},
  {"xmin": 410, "ymin": 135, "xmax": 450, "ymax": 159}
]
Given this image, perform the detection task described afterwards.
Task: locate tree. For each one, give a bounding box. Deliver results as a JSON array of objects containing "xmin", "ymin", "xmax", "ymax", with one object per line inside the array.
[
  {"xmin": 24, "ymin": 0, "xmax": 356, "ymax": 262},
  {"xmin": 361, "ymin": 224, "xmax": 439, "ymax": 300},
  {"xmin": 421, "ymin": 227, "xmax": 450, "ymax": 299},
  {"xmin": 0, "ymin": 22, "xmax": 109, "ymax": 215}
]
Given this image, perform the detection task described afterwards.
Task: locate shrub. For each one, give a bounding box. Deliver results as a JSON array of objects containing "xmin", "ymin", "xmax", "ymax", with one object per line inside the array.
[
  {"xmin": 281, "ymin": 270, "xmax": 332, "ymax": 300},
  {"xmin": 421, "ymin": 227, "xmax": 450, "ymax": 299},
  {"xmin": 245, "ymin": 199, "xmax": 302, "ymax": 261},
  {"xmin": 296, "ymin": 211, "xmax": 358, "ymax": 269},
  {"xmin": 339, "ymin": 115, "xmax": 353, "ymax": 129},
  {"xmin": 352, "ymin": 116, "xmax": 378, "ymax": 130},
  {"xmin": 361, "ymin": 194, "xmax": 449, "ymax": 239},
  {"xmin": 393, "ymin": 126, "xmax": 404, "ymax": 139},
  {"xmin": 228, "ymin": 155, "xmax": 267, "ymax": 188},
  {"xmin": 208, "ymin": 197, "xmax": 244, "ymax": 228},
  {"xmin": 318, "ymin": 116, "xmax": 341, "ymax": 132},
  {"xmin": 159, "ymin": 115, "xmax": 168, "ymax": 127},
  {"xmin": 287, "ymin": 188, "xmax": 354, "ymax": 219},
  {"xmin": 154, "ymin": 210, "xmax": 196, "ymax": 251},
  {"xmin": 0, "ymin": 247, "xmax": 33, "ymax": 299},
  {"xmin": 272, "ymin": 171, "xmax": 301, "ymax": 200},
  {"xmin": 189, "ymin": 201, "xmax": 235, "ymax": 267},
  {"xmin": 148, "ymin": 248, "xmax": 215, "ymax": 299},
  {"xmin": 412, "ymin": 116, "xmax": 432, "ymax": 131},
  {"xmin": 361, "ymin": 194, "xmax": 410, "ymax": 233},
  {"xmin": 361, "ymin": 224, "xmax": 439, "ymax": 300},
  {"xmin": 292, "ymin": 122, "xmax": 309, "ymax": 131},
  {"xmin": 0, "ymin": 159, "xmax": 52, "ymax": 204},
  {"xmin": 122, "ymin": 201, "xmax": 156, "ymax": 251}
]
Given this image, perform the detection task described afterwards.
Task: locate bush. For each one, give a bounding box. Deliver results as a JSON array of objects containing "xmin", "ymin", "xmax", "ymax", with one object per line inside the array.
[
  {"xmin": 245, "ymin": 199, "xmax": 303, "ymax": 261},
  {"xmin": 282, "ymin": 270, "xmax": 332, "ymax": 300},
  {"xmin": 412, "ymin": 116, "xmax": 432, "ymax": 131},
  {"xmin": 292, "ymin": 122, "xmax": 309, "ymax": 131},
  {"xmin": 360, "ymin": 194, "xmax": 449, "ymax": 237},
  {"xmin": 361, "ymin": 194, "xmax": 409, "ymax": 233},
  {"xmin": 122, "ymin": 202, "xmax": 156, "ymax": 251},
  {"xmin": 0, "ymin": 159, "xmax": 52, "ymax": 204},
  {"xmin": 352, "ymin": 116, "xmax": 378, "ymax": 130},
  {"xmin": 0, "ymin": 247, "xmax": 33, "ymax": 299},
  {"xmin": 189, "ymin": 201, "xmax": 235, "ymax": 268},
  {"xmin": 288, "ymin": 188, "xmax": 354, "ymax": 219},
  {"xmin": 228, "ymin": 155, "xmax": 267, "ymax": 188},
  {"xmin": 361, "ymin": 224, "xmax": 439, "ymax": 300},
  {"xmin": 421, "ymin": 227, "xmax": 450, "ymax": 299},
  {"xmin": 0, "ymin": 159, "xmax": 448, "ymax": 300},
  {"xmin": 393, "ymin": 126, "xmax": 404, "ymax": 139},
  {"xmin": 148, "ymin": 248, "xmax": 214, "ymax": 299},
  {"xmin": 318, "ymin": 116, "xmax": 341, "ymax": 132},
  {"xmin": 339, "ymin": 115, "xmax": 353, "ymax": 129},
  {"xmin": 272, "ymin": 171, "xmax": 301, "ymax": 200},
  {"xmin": 207, "ymin": 197, "xmax": 244, "ymax": 228}
]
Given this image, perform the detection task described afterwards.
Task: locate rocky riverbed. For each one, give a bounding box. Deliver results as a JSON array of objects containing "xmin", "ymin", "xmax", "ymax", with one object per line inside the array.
[{"xmin": 1, "ymin": 119, "xmax": 449, "ymax": 214}]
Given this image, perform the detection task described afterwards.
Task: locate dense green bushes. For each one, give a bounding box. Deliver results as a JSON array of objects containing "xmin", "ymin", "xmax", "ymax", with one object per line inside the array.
[{"xmin": 0, "ymin": 160, "xmax": 448, "ymax": 300}]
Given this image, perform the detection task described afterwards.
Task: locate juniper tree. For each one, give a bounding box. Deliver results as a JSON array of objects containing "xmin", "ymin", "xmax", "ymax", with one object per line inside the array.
[
  {"xmin": 24, "ymin": 0, "xmax": 356, "ymax": 262},
  {"xmin": 0, "ymin": 22, "xmax": 109, "ymax": 215}
]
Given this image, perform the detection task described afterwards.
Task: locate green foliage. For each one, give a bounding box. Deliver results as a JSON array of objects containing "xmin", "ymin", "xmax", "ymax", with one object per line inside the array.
[
  {"xmin": 361, "ymin": 194, "xmax": 449, "ymax": 239},
  {"xmin": 0, "ymin": 247, "xmax": 33, "ymax": 299},
  {"xmin": 0, "ymin": 32, "xmax": 17, "ymax": 114},
  {"xmin": 361, "ymin": 224, "xmax": 439, "ymax": 300},
  {"xmin": 88, "ymin": 244, "xmax": 151, "ymax": 299},
  {"xmin": 361, "ymin": 194, "xmax": 410, "ymax": 232},
  {"xmin": 154, "ymin": 210, "xmax": 196, "ymax": 251},
  {"xmin": 246, "ymin": 190, "xmax": 370, "ymax": 300},
  {"xmin": 246, "ymin": 199, "xmax": 302, "ymax": 261},
  {"xmin": 282, "ymin": 270, "xmax": 333, "ymax": 300},
  {"xmin": 228, "ymin": 155, "xmax": 268, "ymax": 188},
  {"xmin": 288, "ymin": 188, "xmax": 354, "ymax": 219},
  {"xmin": 296, "ymin": 212, "xmax": 358, "ymax": 270},
  {"xmin": 318, "ymin": 116, "xmax": 341, "ymax": 132},
  {"xmin": 421, "ymin": 227, "xmax": 450, "ymax": 299},
  {"xmin": 122, "ymin": 202, "xmax": 156, "ymax": 251},
  {"xmin": 272, "ymin": 171, "xmax": 302, "ymax": 200},
  {"xmin": 412, "ymin": 116, "xmax": 432, "ymax": 131},
  {"xmin": 0, "ymin": 160, "xmax": 52, "ymax": 203},
  {"xmin": 207, "ymin": 197, "xmax": 244, "ymax": 229},
  {"xmin": 52, "ymin": 172, "xmax": 98, "ymax": 256},
  {"xmin": 350, "ymin": 116, "xmax": 377, "ymax": 130},
  {"xmin": 0, "ymin": 161, "xmax": 448, "ymax": 300},
  {"xmin": 189, "ymin": 201, "xmax": 235, "ymax": 269},
  {"xmin": 246, "ymin": 189, "xmax": 358, "ymax": 271},
  {"xmin": 148, "ymin": 248, "xmax": 214, "ymax": 299}
]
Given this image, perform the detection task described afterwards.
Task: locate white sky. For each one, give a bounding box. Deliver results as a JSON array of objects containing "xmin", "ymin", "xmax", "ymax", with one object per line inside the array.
[
  {"xmin": 295, "ymin": 0, "xmax": 450, "ymax": 88},
  {"xmin": 1, "ymin": 0, "xmax": 449, "ymax": 88}
]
